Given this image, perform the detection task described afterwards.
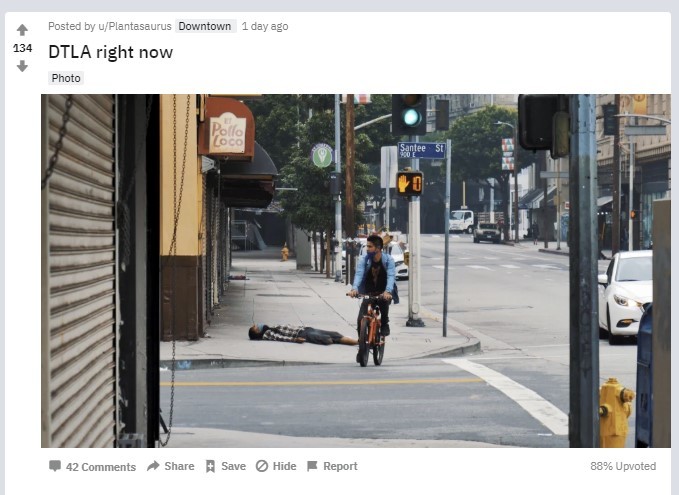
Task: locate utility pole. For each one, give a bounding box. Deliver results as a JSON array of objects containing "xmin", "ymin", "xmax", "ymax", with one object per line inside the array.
[
  {"xmin": 628, "ymin": 137, "xmax": 636, "ymax": 252},
  {"xmin": 611, "ymin": 94, "xmax": 621, "ymax": 256},
  {"xmin": 406, "ymin": 134, "xmax": 424, "ymax": 327},
  {"xmin": 568, "ymin": 95, "xmax": 599, "ymax": 447},
  {"xmin": 345, "ymin": 95, "xmax": 355, "ymax": 237},
  {"xmin": 442, "ymin": 139, "xmax": 451, "ymax": 337},
  {"xmin": 345, "ymin": 95, "xmax": 356, "ymax": 282},
  {"xmin": 513, "ymin": 124, "xmax": 519, "ymax": 243},
  {"xmin": 334, "ymin": 94, "xmax": 342, "ymax": 282},
  {"xmin": 539, "ymin": 150, "xmax": 548, "ymax": 248}
]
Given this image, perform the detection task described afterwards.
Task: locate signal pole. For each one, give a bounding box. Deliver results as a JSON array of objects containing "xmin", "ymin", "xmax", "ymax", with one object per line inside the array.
[
  {"xmin": 406, "ymin": 134, "xmax": 424, "ymax": 327},
  {"xmin": 334, "ymin": 94, "xmax": 343, "ymax": 282}
]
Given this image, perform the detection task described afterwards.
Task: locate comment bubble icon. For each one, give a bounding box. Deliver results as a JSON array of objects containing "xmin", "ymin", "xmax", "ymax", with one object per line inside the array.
[{"xmin": 49, "ymin": 460, "xmax": 62, "ymax": 472}]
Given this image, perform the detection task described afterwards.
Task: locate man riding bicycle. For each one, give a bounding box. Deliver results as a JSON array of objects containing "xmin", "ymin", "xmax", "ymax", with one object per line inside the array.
[{"xmin": 348, "ymin": 234, "xmax": 399, "ymax": 340}]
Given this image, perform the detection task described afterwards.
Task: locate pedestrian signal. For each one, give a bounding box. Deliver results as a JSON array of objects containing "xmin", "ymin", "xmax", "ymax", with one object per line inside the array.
[{"xmin": 396, "ymin": 171, "xmax": 423, "ymax": 197}]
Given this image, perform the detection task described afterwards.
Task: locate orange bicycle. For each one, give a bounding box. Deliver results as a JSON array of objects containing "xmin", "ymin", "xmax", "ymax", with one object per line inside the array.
[{"xmin": 348, "ymin": 294, "xmax": 385, "ymax": 367}]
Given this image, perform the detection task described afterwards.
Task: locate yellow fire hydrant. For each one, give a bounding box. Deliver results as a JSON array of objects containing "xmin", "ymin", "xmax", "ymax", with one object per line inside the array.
[
  {"xmin": 281, "ymin": 243, "xmax": 289, "ymax": 262},
  {"xmin": 599, "ymin": 377, "xmax": 635, "ymax": 448}
]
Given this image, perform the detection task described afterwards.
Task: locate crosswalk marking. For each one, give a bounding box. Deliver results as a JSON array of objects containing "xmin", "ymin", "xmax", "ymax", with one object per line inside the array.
[
  {"xmin": 500, "ymin": 264, "xmax": 521, "ymax": 269},
  {"xmin": 532, "ymin": 264, "xmax": 561, "ymax": 270},
  {"xmin": 442, "ymin": 358, "xmax": 568, "ymax": 435},
  {"xmin": 467, "ymin": 265, "xmax": 492, "ymax": 270}
]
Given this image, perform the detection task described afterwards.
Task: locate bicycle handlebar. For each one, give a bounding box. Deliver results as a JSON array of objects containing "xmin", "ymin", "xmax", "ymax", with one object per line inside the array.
[{"xmin": 346, "ymin": 293, "xmax": 385, "ymax": 300}]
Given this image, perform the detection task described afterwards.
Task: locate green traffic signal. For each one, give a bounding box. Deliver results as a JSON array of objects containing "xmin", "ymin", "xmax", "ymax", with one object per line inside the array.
[
  {"xmin": 402, "ymin": 108, "xmax": 422, "ymax": 127},
  {"xmin": 392, "ymin": 94, "xmax": 427, "ymax": 136}
]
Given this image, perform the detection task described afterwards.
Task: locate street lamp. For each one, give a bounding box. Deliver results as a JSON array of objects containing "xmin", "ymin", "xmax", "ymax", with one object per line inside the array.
[{"xmin": 495, "ymin": 121, "xmax": 519, "ymax": 244}]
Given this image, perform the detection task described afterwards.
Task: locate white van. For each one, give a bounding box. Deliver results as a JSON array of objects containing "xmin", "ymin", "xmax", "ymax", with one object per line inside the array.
[{"xmin": 449, "ymin": 210, "xmax": 475, "ymax": 233}]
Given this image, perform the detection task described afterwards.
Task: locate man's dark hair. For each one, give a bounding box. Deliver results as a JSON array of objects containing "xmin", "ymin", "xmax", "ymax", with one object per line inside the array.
[
  {"xmin": 248, "ymin": 326, "xmax": 264, "ymax": 340},
  {"xmin": 366, "ymin": 234, "xmax": 383, "ymax": 249}
]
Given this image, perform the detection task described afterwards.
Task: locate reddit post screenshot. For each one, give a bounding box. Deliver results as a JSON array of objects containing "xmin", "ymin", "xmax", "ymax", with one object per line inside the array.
[{"xmin": 2, "ymin": 2, "xmax": 676, "ymax": 494}]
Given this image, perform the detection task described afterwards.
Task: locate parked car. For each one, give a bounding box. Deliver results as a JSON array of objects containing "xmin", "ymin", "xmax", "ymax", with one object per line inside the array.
[
  {"xmin": 598, "ymin": 250, "xmax": 653, "ymax": 344},
  {"xmin": 473, "ymin": 223, "xmax": 501, "ymax": 244},
  {"xmin": 384, "ymin": 241, "xmax": 409, "ymax": 280},
  {"xmin": 343, "ymin": 239, "xmax": 409, "ymax": 280}
]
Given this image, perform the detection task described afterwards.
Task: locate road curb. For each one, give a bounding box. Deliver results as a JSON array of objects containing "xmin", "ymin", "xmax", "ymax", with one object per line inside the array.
[
  {"xmin": 160, "ymin": 358, "xmax": 324, "ymax": 370},
  {"xmin": 538, "ymin": 248, "xmax": 570, "ymax": 257},
  {"xmin": 411, "ymin": 339, "xmax": 481, "ymax": 359}
]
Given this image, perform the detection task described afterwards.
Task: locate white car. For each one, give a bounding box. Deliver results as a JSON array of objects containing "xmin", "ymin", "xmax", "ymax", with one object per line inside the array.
[
  {"xmin": 385, "ymin": 241, "xmax": 409, "ymax": 280},
  {"xmin": 343, "ymin": 239, "xmax": 409, "ymax": 280},
  {"xmin": 598, "ymin": 250, "xmax": 653, "ymax": 344}
]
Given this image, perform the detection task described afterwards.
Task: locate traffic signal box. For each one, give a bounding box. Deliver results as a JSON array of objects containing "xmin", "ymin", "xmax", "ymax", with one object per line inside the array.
[
  {"xmin": 603, "ymin": 104, "xmax": 619, "ymax": 136},
  {"xmin": 518, "ymin": 94, "xmax": 570, "ymax": 159},
  {"xmin": 396, "ymin": 171, "xmax": 423, "ymax": 197},
  {"xmin": 392, "ymin": 94, "xmax": 427, "ymax": 136}
]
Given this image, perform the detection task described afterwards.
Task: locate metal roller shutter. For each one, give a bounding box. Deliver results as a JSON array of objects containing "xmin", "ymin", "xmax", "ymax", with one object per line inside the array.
[{"xmin": 46, "ymin": 94, "xmax": 117, "ymax": 447}]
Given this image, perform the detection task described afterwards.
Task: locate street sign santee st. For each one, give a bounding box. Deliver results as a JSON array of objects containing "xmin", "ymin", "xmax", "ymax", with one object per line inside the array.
[{"xmin": 398, "ymin": 142, "xmax": 446, "ymax": 159}]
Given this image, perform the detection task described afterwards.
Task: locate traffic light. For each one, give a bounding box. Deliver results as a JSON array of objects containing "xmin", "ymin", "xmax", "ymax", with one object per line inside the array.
[
  {"xmin": 603, "ymin": 103, "xmax": 619, "ymax": 136},
  {"xmin": 518, "ymin": 94, "xmax": 559, "ymax": 151},
  {"xmin": 435, "ymin": 99, "xmax": 450, "ymax": 131},
  {"xmin": 519, "ymin": 94, "xmax": 570, "ymax": 158},
  {"xmin": 396, "ymin": 171, "xmax": 424, "ymax": 196},
  {"xmin": 392, "ymin": 94, "xmax": 427, "ymax": 136}
]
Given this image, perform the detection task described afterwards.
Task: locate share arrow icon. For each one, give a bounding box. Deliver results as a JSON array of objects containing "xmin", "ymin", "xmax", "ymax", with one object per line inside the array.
[{"xmin": 147, "ymin": 460, "xmax": 160, "ymax": 471}]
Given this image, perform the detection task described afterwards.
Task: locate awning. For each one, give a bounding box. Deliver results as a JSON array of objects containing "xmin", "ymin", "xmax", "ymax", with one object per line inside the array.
[
  {"xmin": 597, "ymin": 196, "xmax": 613, "ymax": 207},
  {"xmin": 218, "ymin": 142, "xmax": 278, "ymax": 208},
  {"xmin": 519, "ymin": 186, "xmax": 556, "ymax": 210},
  {"xmin": 218, "ymin": 141, "xmax": 278, "ymax": 180}
]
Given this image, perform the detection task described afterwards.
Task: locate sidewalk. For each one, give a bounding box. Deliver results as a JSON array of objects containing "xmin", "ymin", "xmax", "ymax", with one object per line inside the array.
[
  {"xmin": 159, "ymin": 243, "xmax": 586, "ymax": 448},
  {"xmin": 512, "ymin": 238, "xmax": 612, "ymax": 261},
  {"xmin": 159, "ymin": 241, "xmax": 612, "ymax": 369},
  {"xmin": 160, "ymin": 247, "xmax": 479, "ymax": 369}
]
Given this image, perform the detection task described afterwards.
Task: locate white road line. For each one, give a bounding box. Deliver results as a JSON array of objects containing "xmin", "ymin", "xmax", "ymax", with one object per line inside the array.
[
  {"xmin": 483, "ymin": 256, "xmax": 499, "ymax": 260},
  {"xmin": 500, "ymin": 264, "xmax": 521, "ymax": 269},
  {"xmin": 432, "ymin": 265, "xmax": 449, "ymax": 270},
  {"xmin": 532, "ymin": 264, "xmax": 561, "ymax": 270},
  {"xmin": 467, "ymin": 265, "xmax": 492, "ymax": 270},
  {"xmin": 442, "ymin": 358, "xmax": 568, "ymax": 436}
]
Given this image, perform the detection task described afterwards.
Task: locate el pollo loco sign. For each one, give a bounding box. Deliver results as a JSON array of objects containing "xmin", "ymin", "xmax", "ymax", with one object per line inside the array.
[{"xmin": 198, "ymin": 96, "xmax": 255, "ymax": 159}]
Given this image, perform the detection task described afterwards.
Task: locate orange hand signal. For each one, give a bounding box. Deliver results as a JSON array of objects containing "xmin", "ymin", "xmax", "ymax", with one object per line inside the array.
[{"xmin": 398, "ymin": 174, "xmax": 410, "ymax": 193}]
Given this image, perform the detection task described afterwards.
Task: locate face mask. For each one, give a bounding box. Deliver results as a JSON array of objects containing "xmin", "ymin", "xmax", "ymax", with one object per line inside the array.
[
  {"xmin": 366, "ymin": 251, "xmax": 376, "ymax": 260},
  {"xmin": 257, "ymin": 324, "xmax": 265, "ymax": 332}
]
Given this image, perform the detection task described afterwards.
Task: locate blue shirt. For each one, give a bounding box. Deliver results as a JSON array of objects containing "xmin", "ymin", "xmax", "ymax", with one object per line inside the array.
[{"xmin": 352, "ymin": 252, "xmax": 396, "ymax": 297}]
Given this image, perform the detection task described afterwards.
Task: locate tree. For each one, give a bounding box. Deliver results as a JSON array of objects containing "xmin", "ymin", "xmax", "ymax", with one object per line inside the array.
[
  {"xmin": 443, "ymin": 106, "xmax": 533, "ymax": 240},
  {"xmin": 251, "ymin": 95, "xmax": 375, "ymax": 239}
]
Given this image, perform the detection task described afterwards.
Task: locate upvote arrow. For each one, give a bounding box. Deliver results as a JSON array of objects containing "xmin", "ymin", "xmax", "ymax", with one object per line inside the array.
[
  {"xmin": 17, "ymin": 24, "xmax": 28, "ymax": 36},
  {"xmin": 17, "ymin": 60, "xmax": 28, "ymax": 72}
]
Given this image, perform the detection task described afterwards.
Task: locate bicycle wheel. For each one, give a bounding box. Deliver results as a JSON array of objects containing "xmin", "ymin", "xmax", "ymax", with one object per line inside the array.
[
  {"xmin": 372, "ymin": 322, "xmax": 384, "ymax": 366},
  {"xmin": 358, "ymin": 318, "xmax": 370, "ymax": 367}
]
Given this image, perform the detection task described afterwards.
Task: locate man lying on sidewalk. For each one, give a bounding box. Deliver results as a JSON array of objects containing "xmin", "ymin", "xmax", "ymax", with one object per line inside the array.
[{"xmin": 248, "ymin": 324, "xmax": 358, "ymax": 346}]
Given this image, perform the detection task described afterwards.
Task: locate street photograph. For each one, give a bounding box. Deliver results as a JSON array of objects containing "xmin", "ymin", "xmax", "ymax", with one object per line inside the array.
[{"xmin": 40, "ymin": 93, "xmax": 671, "ymax": 449}]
